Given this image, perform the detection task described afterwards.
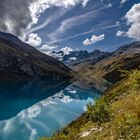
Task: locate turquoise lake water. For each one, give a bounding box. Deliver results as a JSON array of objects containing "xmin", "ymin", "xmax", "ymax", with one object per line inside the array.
[{"xmin": 0, "ymin": 80, "xmax": 101, "ymax": 140}]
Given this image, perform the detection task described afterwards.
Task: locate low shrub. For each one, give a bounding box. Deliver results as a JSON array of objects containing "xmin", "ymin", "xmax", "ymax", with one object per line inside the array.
[{"xmin": 87, "ymin": 98, "xmax": 112, "ymax": 125}]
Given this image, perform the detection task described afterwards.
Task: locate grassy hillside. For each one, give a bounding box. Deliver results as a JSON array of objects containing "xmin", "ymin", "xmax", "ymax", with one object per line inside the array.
[
  {"xmin": 41, "ymin": 68, "xmax": 140, "ymax": 140},
  {"xmin": 78, "ymin": 42, "xmax": 140, "ymax": 83}
]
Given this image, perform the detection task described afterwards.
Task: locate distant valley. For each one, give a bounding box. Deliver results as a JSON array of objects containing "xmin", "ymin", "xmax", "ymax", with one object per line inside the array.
[
  {"xmin": 51, "ymin": 49, "xmax": 111, "ymax": 70},
  {"xmin": 52, "ymin": 42, "xmax": 140, "ymax": 84},
  {"xmin": 1, "ymin": 31, "xmax": 140, "ymax": 87}
]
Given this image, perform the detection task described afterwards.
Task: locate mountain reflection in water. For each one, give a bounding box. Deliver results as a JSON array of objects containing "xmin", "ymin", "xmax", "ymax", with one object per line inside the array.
[
  {"xmin": 0, "ymin": 80, "xmax": 71, "ymax": 120},
  {"xmin": 0, "ymin": 79, "xmax": 102, "ymax": 140}
]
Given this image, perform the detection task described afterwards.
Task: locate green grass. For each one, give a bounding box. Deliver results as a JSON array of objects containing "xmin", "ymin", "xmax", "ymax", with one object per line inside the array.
[{"xmin": 40, "ymin": 69, "xmax": 140, "ymax": 140}]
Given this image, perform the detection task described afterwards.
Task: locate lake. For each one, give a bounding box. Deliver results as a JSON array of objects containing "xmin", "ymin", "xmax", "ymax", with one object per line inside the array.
[{"xmin": 0, "ymin": 79, "xmax": 101, "ymax": 140}]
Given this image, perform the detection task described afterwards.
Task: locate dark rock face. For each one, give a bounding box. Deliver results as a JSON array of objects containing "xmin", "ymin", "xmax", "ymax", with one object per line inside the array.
[
  {"xmin": 0, "ymin": 31, "xmax": 73, "ymax": 80},
  {"xmin": 67, "ymin": 50, "xmax": 111, "ymax": 68}
]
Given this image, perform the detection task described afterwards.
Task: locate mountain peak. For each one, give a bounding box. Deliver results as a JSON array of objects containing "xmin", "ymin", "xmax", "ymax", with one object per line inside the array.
[{"xmin": 50, "ymin": 49, "xmax": 111, "ymax": 69}]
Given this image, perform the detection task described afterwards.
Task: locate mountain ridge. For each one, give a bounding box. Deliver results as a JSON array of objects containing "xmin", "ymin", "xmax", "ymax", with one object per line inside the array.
[
  {"xmin": 51, "ymin": 49, "xmax": 111, "ymax": 70},
  {"xmin": 0, "ymin": 31, "xmax": 74, "ymax": 80},
  {"xmin": 78, "ymin": 42, "xmax": 140, "ymax": 83}
]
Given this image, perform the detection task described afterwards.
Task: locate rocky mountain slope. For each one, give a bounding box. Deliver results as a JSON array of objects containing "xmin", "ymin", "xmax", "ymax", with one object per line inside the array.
[
  {"xmin": 78, "ymin": 42, "xmax": 140, "ymax": 83},
  {"xmin": 0, "ymin": 31, "xmax": 73, "ymax": 80},
  {"xmin": 52, "ymin": 50, "xmax": 111, "ymax": 70}
]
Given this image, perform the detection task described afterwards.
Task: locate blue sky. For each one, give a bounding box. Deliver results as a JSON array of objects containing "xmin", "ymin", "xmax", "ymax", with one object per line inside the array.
[
  {"xmin": 0, "ymin": 0, "xmax": 140, "ymax": 54},
  {"xmin": 30, "ymin": 0, "xmax": 139, "ymax": 53}
]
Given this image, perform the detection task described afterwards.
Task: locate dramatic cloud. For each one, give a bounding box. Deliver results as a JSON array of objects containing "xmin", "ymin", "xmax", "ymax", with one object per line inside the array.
[
  {"xmin": 125, "ymin": 3, "xmax": 140, "ymax": 41},
  {"xmin": 30, "ymin": 0, "xmax": 90, "ymax": 25},
  {"xmin": 0, "ymin": 0, "xmax": 90, "ymax": 37},
  {"xmin": 83, "ymin": 34, "xmax": 105, "ymax": 46},
  {"xmin": 117, "ymin": 3, "xmax": 140, "ymax": 41},
  {"xmin": 26, "ymin": 33, "xmax": 42, "ymax": 47},
  {"xmin": 0, "ymin": 0, "xmax": 33, "ymax": 36}
]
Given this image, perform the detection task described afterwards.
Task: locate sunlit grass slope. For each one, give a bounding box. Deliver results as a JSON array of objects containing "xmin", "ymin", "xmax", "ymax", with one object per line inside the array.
[{"xmin": 40, "ymin": 69, "xmax": 140, "ymax": 140}]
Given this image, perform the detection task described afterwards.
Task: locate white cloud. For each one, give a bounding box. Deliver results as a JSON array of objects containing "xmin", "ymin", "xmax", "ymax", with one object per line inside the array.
[
  {"xmin": 27, "ymin": 105, "xmax": 41, "ymax": 118},
  {"xmin": 83, "ymin": 34, "xmax": 105, "ymax": 46},
  {"xmin": 120, "ymin": 0, "xmax": 127, "ymax": 5},
  {"xmin": 82, "ymin": 0, "xmax": 90, "ymax": 8},
  {"xmin": 125, "ymin": 3, "xmax": 140, "ymax": 41},
  {"xmin": 47, "ymin": 46, "xmax": 74, "ymax": 61},
  {"xmin": 41, "ymin": 100, "xmax": 57, "ymax": 106},
  {"xmin": 117, "ymin": 3, "xmax": 140, "ymax": 41},
  {"xmin": 68, "ymin": 90, "xmax": 77, "ymax": 94},
  {"xmin": 41, "ymin": 46, "xmax": 73, "ymax": 59},
  {"xmin": 39, "ymin": 44, "xmax": 58, "ymax": 55},
  {"xmin": 21, "ymin": 0, "xmax": 91, "ymax": 43},
  {"xmin": 60, "ymin": 95, "xmax": 73, "ymax": 103},
  {"xmin": 49, "ymin": 22, "xmax": 120, "ymax": 45},
  {"xmin": 0, "ymin": 0, "xmax": 90, "ymax": 38},
  {"xmin": 116, "ymin": 30, "xmax": 126, "ymax": 37},
  {"xmin": 0, "ymin": 115, "xmax": 38, "ymax": 140},
  {"xmin": 25, "ymin": 123, "xmax": 37, "ymax": 140},
  {"xmin": 115, "ymin": 21, "xmax": 120, "ymax": 26},
  {"xmin": 26, "ymin": 7, "xmax": 71, "ymax": 35},
  {"xmin": 3, "ymin": 119, "xmax": 14, "ymax": 134},
  {"xmin": 26, "ymin": 33, "xmax": 42, "ymax": 46},
  {"xmin": 29, "ymin": 0, "xmax": 91, "ymax": 26},
  {"xmin": 60, "ymin": 46, "xmax": 74, "ymax": 55},
  {"xmin": 40, "ymin": 44, "xmax": 58, "ymax": 50},
  {"xmin": 41, "ymin": 51, "xmax": 52, "ymax": 55},
  {"xmin": 69, "ymin": 57, "xmax": 77, "ymax": 60},
  {"xmin": 51, "ymin": 53, "xmax": 64, "ymax": 61},
  {"xmin": 48, "ymin": 6, "xmax": 108, "ymax": 42}
]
